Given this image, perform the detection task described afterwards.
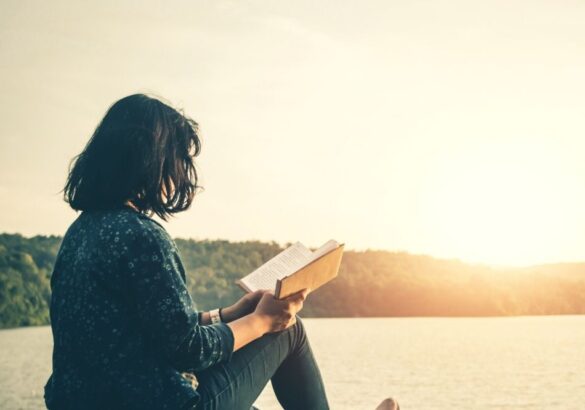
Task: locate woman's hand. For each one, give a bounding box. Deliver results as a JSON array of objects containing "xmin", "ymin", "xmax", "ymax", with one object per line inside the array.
[
  {"xmin": 221, "ymin": 290, "xmax": 269, "ymax": 322},
  {"xmin": 226, "ymin": 288, "xmax": 310, "ymax": 351},
  {"xmin": 252, "ymin": 288, "xmax": 310, "ymax": 334}
]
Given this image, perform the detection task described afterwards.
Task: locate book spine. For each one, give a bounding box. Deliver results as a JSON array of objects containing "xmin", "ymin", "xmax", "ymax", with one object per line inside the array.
[{"xmin": 274, "ymin": 279, "xmax": 283, "ymax": 299}]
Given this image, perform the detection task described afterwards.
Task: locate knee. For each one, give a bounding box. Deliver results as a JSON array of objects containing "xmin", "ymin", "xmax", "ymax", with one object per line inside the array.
[
  {"xmin": 258, "ymin": 314, "xmax": 310, "ymax": 357},
  {"xmin": 293, "ymin": 314, "xmax": 305, "ymax": 330},
  {"xmin": 289, "ymin": 314, "xmax": 309, "ymax": 349},
  {"xmin": 255, "ymin": 314, "xmax": 307, "ymax": 350}
]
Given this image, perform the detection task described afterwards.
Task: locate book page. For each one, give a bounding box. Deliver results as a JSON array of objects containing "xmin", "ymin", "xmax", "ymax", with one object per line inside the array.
[
  {"xmin": 308, "ymin": 239, "xmax": 340, "ymax": 263},
  {"xmin": 239, "ymin": 242, "xmax": 313, "ymax": 292}
]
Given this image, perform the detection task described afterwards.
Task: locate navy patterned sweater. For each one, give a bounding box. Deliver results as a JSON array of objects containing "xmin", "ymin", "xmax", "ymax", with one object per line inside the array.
[{"xmin": 44, "ymin": 206, "xmax": 234, "ymax": 410}]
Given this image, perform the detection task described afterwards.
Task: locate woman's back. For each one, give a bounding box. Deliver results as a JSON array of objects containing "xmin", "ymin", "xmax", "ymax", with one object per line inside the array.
[
  {"xmin": 44, "ymin": 206, "xmax": 201, "ymax": 410},
  {"xmin": 43, "ymin": 93, "xmax": 345, "ymax": 410}
]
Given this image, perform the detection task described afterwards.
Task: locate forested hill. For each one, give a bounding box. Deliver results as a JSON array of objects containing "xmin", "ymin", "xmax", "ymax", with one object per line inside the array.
[{"xmin": 2, "ymin": 232, "xmax": 585, "ymax": 329}]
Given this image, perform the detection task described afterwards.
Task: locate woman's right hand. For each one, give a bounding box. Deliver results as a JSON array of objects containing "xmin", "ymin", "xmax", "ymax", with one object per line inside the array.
[{"xmin": 252, "ymin": 288, "xmax": 309, "ymax": 334}]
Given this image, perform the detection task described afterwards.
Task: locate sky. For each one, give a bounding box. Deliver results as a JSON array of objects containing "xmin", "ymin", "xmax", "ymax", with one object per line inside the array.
[{"xmin": 1, "ymin": 0, "xmax": 585, "ymax": 266}]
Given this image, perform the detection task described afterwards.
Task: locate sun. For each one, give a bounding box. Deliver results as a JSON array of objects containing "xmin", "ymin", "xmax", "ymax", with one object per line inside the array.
[{"xmin": 413, "ymin": 138, "xmax": 582, "ymax": 266}]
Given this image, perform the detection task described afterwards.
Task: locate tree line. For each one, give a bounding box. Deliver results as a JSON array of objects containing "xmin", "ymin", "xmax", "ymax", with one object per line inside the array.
[{"xmin": 1, "ymin": 232, "xmax": 585, "ymax": 329}]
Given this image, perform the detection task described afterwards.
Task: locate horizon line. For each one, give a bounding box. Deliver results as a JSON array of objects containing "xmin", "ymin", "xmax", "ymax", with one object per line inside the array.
[{"xmin": 2, "ymin": 230, "xmax": 585, "ymax": 270}]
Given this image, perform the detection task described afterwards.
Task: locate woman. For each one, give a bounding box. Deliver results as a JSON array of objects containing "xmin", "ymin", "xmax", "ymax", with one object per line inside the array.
[{"xmin": 43, "ymin": 93, "xmax": 329, "ymax": 410}]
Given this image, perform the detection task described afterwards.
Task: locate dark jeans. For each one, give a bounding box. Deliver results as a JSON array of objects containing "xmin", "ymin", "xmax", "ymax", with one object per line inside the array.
[{"xmin": 192, "ymin": 315, "xmax": 329, "ymax": 410}]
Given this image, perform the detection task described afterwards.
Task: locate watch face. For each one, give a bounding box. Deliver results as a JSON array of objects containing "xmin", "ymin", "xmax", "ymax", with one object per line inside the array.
[{"xmin": 210, "ymin": 309, "xmax": 221, "ymax": 324}]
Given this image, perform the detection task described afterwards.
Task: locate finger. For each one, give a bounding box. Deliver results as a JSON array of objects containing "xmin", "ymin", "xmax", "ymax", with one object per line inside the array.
[
  {"xmin": 293, "ymin": 299, "xmax": 304, "ymax": 313},
  {"xmin": 287, "ymin": 297, "xmax": 304, "ymax": 313},
  {"xmin": 264, "ymin": 289, "xmax": 275, "ymax": 297},
  {"xmin": 281, "ymin": 317, "xmax": 295, "ymax": 331},
  {"xmin": 252, "ymin": 290, "xmax": 266, "ymax": 300},
  {"xmin": 285, "ymin": 288, "xmax": 308, "ymax": 301},
  {"xmin": 286, "ymin": 297, "xmax": 304, "ymax": 310}
]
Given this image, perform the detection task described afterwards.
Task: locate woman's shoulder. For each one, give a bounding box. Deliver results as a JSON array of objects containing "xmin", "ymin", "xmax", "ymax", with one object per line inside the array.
[{"xmin": 74, "ymin": 207, "xmax": 174, "ymax": 251}]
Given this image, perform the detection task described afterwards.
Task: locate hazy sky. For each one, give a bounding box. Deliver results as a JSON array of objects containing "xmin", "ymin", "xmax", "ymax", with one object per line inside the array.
[{"xmin": 2, "ymin": 0, "xmax": 585, "ymax": 266}]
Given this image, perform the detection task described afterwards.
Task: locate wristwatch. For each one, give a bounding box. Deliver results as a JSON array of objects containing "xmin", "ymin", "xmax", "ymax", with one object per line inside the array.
[{"xmin": 209, "ymin": 308, "xmax": 222, "ymax": 324}]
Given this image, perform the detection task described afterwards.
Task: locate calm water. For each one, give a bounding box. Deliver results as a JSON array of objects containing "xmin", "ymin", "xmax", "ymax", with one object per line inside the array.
[{"xmin": 1, "ymin": 316, "xmax": 584, "ymax": 409}]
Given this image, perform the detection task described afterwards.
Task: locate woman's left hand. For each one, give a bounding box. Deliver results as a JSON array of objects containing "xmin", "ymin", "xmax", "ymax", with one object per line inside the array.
[{"xmin": 221, "ymin": 290, "xmax": 270, "ymax": 322}]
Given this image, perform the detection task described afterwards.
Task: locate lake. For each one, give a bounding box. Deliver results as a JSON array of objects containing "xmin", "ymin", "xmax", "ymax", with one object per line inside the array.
[{"xmin": 1, "ymin": 316, "xmax": 584, "ymax": 409}]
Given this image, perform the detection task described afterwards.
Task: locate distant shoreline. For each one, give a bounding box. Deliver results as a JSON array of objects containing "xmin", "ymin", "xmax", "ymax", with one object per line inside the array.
[
  {"xmin": 2, "ymin": 232, "xmax": 585, "ymax": 329},
  {"xmin": 3, "ymin": 313, "xmax": 585, "ymax": 332}
]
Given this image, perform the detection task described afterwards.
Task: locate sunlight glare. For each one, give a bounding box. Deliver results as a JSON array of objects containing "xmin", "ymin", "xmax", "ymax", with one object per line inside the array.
[{"xmin": 416, "ymin": 139, "xmax": 580, "ymax": 266}]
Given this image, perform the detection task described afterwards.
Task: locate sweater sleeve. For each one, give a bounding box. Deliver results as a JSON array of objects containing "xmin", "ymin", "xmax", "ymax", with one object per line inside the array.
[{"xmin": 124, "ymin": 223, "xmax": 234, "ymax": 372}]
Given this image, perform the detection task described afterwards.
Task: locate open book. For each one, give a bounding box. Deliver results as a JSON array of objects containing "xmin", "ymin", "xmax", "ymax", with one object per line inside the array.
[{"xmin": 236, "ymin": 240, "xmax": 344, "ymax": 299}]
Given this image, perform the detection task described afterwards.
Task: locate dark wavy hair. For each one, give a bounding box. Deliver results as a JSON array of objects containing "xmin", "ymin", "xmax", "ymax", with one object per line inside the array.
[{"xmin": 62, "ymin": 93, "xmax": 202, "ymax": 221}]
